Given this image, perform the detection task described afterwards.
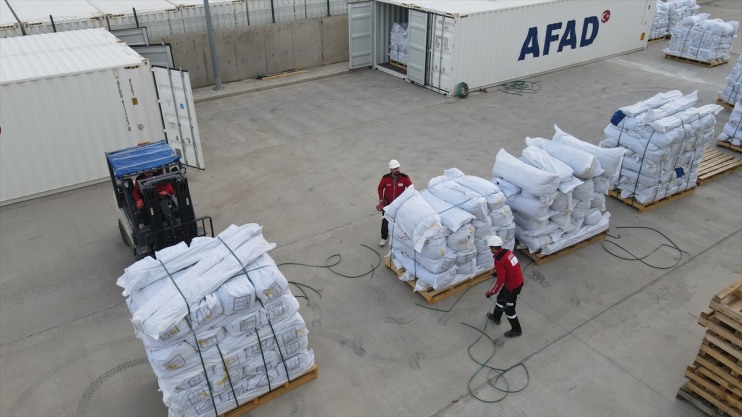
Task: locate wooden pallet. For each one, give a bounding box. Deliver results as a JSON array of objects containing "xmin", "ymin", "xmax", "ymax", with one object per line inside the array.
[
  {"xmin": 664, "ymin": 54, "xmax": 728, "ymax": 67},
  {"xmin": 710, "ymin": 278, "xmax": 742, "ymax": 324},
  {"xmin": 716, "ymin": 98, "xmax": 735, "ymax": 111},
  {"xmin": 388, "ymin": 59, "xmax": 407, "ymax": 70},
  {"xmin": 384, "ymin": 257, "xmax": 492, "ymax": 304},
  {"xmin": 517, "ymin": 230, "xmax": 608, "ymax": 266},
  {"xmin": 685, "ymin": 364, "xmax": 742, "ymax": 410},
  {"xmin": 648, "ymin": 35, "xmax": 670, "ymax": 42},
  {"xmin": 220, "ymin": 365, "xmax": 318, "ymax": 417},
  {"xmin": 680, "ymin": 278, "xmax": 742, "ymax": 417},
  {"xmin": 607, "ymin": 187, "xmax": 695, "ymax": 212},
  {"xmin": 260, "ymin": 69, "xmax": 309, "ymax": 81},
  {"xmin": 718, "ymin": 141, "xmax": 742, "ymax": 153},
  {"xmin": 697, "ymin": 148, "xmax": 742, "ymax": 185},
  {"xmin": 678, "ymin": 383, "xmax": 742, "ymax": 417}
]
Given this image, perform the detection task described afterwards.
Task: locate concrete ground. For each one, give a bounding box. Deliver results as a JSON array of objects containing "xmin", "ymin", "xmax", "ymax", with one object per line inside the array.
[{"xmin": 1, "ymin": 1, "xmax": 741, "ymax": 415}]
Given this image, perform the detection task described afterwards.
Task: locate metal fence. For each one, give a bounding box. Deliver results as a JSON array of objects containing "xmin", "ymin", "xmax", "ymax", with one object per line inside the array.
[{"xmin": 3, "ymin": 0, "xmax": 348, "ymax": 38}]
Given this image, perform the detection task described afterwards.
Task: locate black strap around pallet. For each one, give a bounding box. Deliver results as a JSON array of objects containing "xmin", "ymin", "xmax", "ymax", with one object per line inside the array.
[
  {"xmin": 158, "ymin": 260, "xmax": 219, "ymax": 417},
  {"xmin": 216, "ymin": 237, "xmax": 293, "ymax": 391}
]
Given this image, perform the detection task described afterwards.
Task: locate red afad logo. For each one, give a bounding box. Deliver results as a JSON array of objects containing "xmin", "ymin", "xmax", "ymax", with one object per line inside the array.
[{"xmin": 601, "ymin": 10, "xmax": 611, "ymax": 23}]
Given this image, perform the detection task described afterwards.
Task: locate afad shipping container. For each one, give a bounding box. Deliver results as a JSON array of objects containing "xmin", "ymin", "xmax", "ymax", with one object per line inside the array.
[
  {"xmin": 0, "ymin": 28, "xmax": 204, "ymax": 206},
  {"xmin": 348, "ymin": 0, "xmax": 653, "ymax": 96}
]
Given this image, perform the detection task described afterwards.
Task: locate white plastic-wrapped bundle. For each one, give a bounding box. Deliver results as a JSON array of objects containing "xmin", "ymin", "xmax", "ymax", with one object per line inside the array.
[
  {"xmin": 525, "ymin": 136, "xmax": 604, "ymax": 179},
  {"xmin": 493, "ymin": 148, "xmax": 560, "ymax": 196},
  {"xmin": 650, "ymin": 0, "xmax": 670, "ymax": 39},
  {"xmin": 668, "ymin": 0, "xmax": 700, "ymax": 29},
  {"xmin": 389, "ymin": 168, "xmax": 516, "ymax": 289},
  {"xmin": 389, "ymin": 22, "xmax": 408, "ymax": 63},
  {"xmin": 719, "ymin": 55, "xmax": 742, "ymax": 105},
  {"xmin": 383, "ymin": 186, "xmax": 443, "ymax": 252},
  {"xmin": 718, "ymin": 98, "xmax": 742, "ymax": 146},
  {"xmin": 118, "ymin": 225, "xmax": 315, "ymax": 417},
  {"xmin": 664, "ymin": 14, "xmax": 739, "ymax": 63},
  {"xmin": 601, "ymin": 91, "xmax": 723, "ymax": 204},
  {"xmin": 552, "ymin": 125, "xmax": 627, "ymax": 183},
  {"xmin": 503, "ymin": 128, "xmax": 613, "ymax": 255},
  {"xmin": 428, "ymin": 172, "xmax": 489, "ymax": 221},
  {"xmin": 390, "ymin": 249, "xmax": 459, "ymax": 290},
  {"xmin": 420, "ymin": 191, "xmax": 475, "ymax": 233}
]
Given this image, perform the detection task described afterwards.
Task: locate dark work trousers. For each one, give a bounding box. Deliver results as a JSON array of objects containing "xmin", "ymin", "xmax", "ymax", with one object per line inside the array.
[
  {"xmin": 492, "ymin": 283, "xmax": 523, "ymax": 334},
  {"xmin": 381, "ymin": 210, "xmax": 389, "ymax": 240}
]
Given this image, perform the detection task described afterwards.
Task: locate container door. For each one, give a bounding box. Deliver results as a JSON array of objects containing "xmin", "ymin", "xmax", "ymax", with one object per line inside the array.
[
  {"xmin": 406, "ymin": 9, "xmax": 428, "ymax": 85},
  {"xmin": 348, "ymin": 1, "xmax": 373, "ymax": 69},
  {"xmin": 429, "ymin": 14, "xmax": 454, "ymax": 94},
  {"xmin": 152, "ymin": 66, "xmax": 205, "ymax": 169}
]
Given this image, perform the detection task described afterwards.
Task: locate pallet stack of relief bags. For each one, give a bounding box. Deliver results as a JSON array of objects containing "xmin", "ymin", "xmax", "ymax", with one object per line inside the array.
[
  {"xmin": 117, "ymin": 224, "xmax": 315, "ymax": 417},
  {"xmin": 719, "ymin": 55, "xmax": 742, "ymax": 106},
  {"xmin": 664, "ymin": 14, "xmax": 738, "ymax": 64},
  {"xmin": 601, "ymin": 91, "xmax": 724, "ymax": 205},
  {"xmin": 718, "ymin": 56, "xmax": 742, "ymax": 148},
  {"xmin": 389, "ymin": 22, "xmax": 408, "ymax": 64},
  {"xmin": 650, "ymin": 0, "xmax": 700, "ymax": 41},
  {"xmin": 385, "ymin": 168, "xmax": 516, "ymax": 292},
  {"xmin": 491, "ymin": 126, "xmax": 622, "ymax": 256}
]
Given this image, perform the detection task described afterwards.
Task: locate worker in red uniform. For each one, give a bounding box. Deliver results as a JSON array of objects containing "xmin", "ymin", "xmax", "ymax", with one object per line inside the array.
[
  {"xmin": 133, "ymin": 170, "xmax": 176, "ymax": 209},
  {"xmin": 376, "ymin": 159, "xmax": 412, "ymax": 247},
  {"xmin": 485, "ymin": 235, "xmax": 524, "ymax": 338}
]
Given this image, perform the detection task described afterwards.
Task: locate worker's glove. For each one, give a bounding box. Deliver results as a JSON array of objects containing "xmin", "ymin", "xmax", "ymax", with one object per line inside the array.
[
  {"xmin": 485, "ymin": 291, "xmax": 494, "ymax": 299},
  {"xmin": 136, "ymin": 200, "xmax": 144, "ymax": 209},
  {"xmin": 491, "ymin": 271, "xmax": 498, "ymax": 278}
]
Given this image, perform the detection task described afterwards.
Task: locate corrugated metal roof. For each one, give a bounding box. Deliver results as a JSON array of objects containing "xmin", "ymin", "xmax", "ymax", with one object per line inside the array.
[
  {"xmin": 0, "ymin": 28, "xmax": 146, "ymax": 84},
  {"xmin": 6, "ymin": 0, "xmax": 102, "ymax": 22},
  {"xmin": 87, "ymin": 0, "xmax": 178, "ymax": 14},
  {"xmin": 375, "ymin": 0, "xmax": 557, "ymax": 16}
]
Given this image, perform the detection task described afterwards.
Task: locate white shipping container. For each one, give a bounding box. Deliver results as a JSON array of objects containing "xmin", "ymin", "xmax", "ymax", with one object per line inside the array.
[
  {"xmin": 349, "ymin": 0, "xmax": 654, "ymax": 96},
  {"xmin": 0, "ymin": 29, "xmax": 164, "ymax": 205}
]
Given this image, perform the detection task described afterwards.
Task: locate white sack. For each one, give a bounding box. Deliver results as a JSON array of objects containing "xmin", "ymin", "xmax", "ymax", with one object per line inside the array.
[
  {"xmin": 552, "ymin": 125, "xmax": 627, "ymax": 182},
  {"xmin": 525, "ymin": 137, "xmax": 604, "ymax": 179},
  {"xmin": 492, "ymin": 148, "xmax": 560, "ymax": 196}
]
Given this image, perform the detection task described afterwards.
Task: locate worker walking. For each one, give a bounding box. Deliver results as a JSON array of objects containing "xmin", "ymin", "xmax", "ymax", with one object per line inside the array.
[
  {"xmin": 376, "ymin": 159, "xmax": 412, "ymax": 247},
  {"xmin": 485, "ymin": 235, "xmax": 524, "ymax": 338}
]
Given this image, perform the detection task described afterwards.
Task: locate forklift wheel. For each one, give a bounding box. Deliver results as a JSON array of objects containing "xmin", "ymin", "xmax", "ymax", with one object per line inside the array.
[{"xmin": 118, "ymin": 219, "xmax": 130, "ymax": 247}]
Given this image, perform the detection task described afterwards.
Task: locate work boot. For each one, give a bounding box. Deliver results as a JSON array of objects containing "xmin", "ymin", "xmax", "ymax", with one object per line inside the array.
[
  {"xmin": 486, "ymin": 313, "xmax": 501, "ymax": 325},
  {"xmin": 504, "ymin": 329, "xmax": 522, "ymax": 338},
  {"xmin": 505, "ymin": 316, "xmax": 522, "ymax": 338},
  {"xmin": 379, "ymin": 238, "xmax": 387, "ymax": 247}
]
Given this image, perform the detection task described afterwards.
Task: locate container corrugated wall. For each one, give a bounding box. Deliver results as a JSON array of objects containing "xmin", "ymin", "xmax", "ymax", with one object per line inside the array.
[
  {"xmin": 0, "ymin": 30, "xmax": 164, "ymax": 205},
  {"xmin": 450, "ymin": 0, "xmax": 651, "ymax": 93}
]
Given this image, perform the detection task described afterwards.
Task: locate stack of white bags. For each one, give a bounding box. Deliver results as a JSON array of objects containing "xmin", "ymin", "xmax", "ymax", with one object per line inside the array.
[
  {"xmin": 117, "ymin": 224, "xmax": 315, "ymax": 417},
  {"xmin": 601, "ymin": 91, "xmax": 724, "ymax": 204},
  {"xmin": 667, "ymin": 0, "xmax": 700, "ymax": 30},
  {"xmin": 664, "ymin": 14, "xmax": 739, "ymax": 64},
  {"xmin": 492, "ymin": 126, "xmax": 619, "ymax": 256},
  {"xmin": 650, "ymin": 1, "xmax": 670, "ymax": 40},
  {"xmin": 389, "ymin": 22, "xmax": 408, "ymax": 64},
  {"xmin": 718, "ymin": 97, "xmax": 742, "ymax": 147},
  {"xmin": 719, "ymin": 55, "xmax": 742, "ymax": 105},
  {"xmin": 384, "ymin": 168, "xmax": 516, "ymax": 292}
]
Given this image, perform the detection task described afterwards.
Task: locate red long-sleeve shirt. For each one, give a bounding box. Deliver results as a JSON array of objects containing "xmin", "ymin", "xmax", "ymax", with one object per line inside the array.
[
  {"xmin": 489, "ymin": 248, "xmax": 524, "ymax": 294},
  {"xmin": 377, "ymin": 173, "xmax": 412, "ymax": 205},
  {"xmin": 133, "ymin": 179, "xmax": 175, "ymax": 205}
]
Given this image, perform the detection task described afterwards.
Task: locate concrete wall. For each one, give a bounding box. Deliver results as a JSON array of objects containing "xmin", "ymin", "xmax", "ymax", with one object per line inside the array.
[{"xmin": 153, "ymin": 15, "xmax": 348, "ymax": 88}]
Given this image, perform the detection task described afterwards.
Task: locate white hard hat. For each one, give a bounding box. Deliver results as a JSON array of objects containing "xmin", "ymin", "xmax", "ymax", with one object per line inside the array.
[
  {"xmin": 486, "ymin": 235, "xmax": 503, "ymax": 247},
  {"xmin": 389, "ymin": 159, "xmax": 400, "ymax": 169}
]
